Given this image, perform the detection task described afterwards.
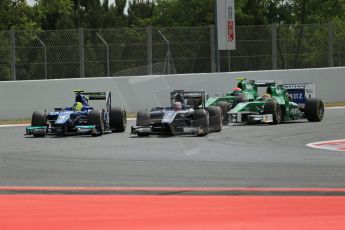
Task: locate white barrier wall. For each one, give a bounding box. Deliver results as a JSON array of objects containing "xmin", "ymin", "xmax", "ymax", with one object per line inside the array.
[{"xmin": 0, "ymin": 67, "xmax": 344, "ymax": 120}]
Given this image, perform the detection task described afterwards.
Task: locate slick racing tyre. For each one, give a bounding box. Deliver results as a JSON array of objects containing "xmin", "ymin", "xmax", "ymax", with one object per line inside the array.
[
  {"xmin": 110, "ymin": 107, "xmax": 127, "ymax": 132},
  {"xmin": 31, "ymin": 111, "xmax": 47, "ymax": 137},
  {"xmin": 305, "ymin": 98, "xmax": 324, "ymax": 122},
  {"xmin": 88, "ymin": 110, "xmax": 104, "ymax": 136},
  {"xmin": 136, "ymin": 111, "xmax": 150, "ymax": 127},
  {"xmin": 193, "ymin": 109, "xmax": 209, "ymax": 136},
  {"xmin": 136, "ymin": 111, "xmax": 150, "ymax": 137},
  {"xmin": 206, "ymin": 106, "xmax": 222, "ymax": 132},
  {"xmin": 263, "ymin": 100, "xmax": 282, "ymax": 125},
  {"xmin": 233, "ymin": 95, "xmax": 245, "ymax": 106},
  {"xmin": 216, "ymin": 101, "xmax": 231, "ymax": 124}
]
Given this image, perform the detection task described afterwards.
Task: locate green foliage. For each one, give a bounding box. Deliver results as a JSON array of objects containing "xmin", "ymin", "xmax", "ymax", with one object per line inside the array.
[
  {"xmin": 0, "ymin": 0, "xmax": 39, "ymax": 30},
  {"xmin": 1, "ymin": 0, "xmax": 345, "ymax": 81},
  {"xmin": 152, "ymin": 0, "xmax": 214, "ymax": 27}
]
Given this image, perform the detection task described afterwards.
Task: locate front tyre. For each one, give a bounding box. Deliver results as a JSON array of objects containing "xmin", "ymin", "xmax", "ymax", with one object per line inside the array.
[
  {"xmin": 263, "ymin": 100, "xmax": 282, "ymax": 125},
  {"xmin": 88, "ymin": 110, "xmax": 104, "ymax": 136},
  {"xmin": 206, "ymin": 106, "xmax": 222, "ymax": 132},
  {"xmin": 31, "ymin": 111, "xmax": 47, "ymax": 137},
  {"xmin": 193, "ymin": 109, "xmax": 209, "ymax": 136},
  {"xmin": 216, "ymin": 101, "xmax": 231, "ymax": 124},
  {"xmin": 136, "ymin": 111, "xmax": 150, "ymax": 137}
]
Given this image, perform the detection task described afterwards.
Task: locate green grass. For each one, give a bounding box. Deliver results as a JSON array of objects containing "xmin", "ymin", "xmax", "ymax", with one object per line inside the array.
[
  {"xmin": 324, "ymin": 101, "xmax": 345, "ymax": 107},
  {"xmin": 0, "ymin": 119, "xmax": 31, "ymax": 125}
]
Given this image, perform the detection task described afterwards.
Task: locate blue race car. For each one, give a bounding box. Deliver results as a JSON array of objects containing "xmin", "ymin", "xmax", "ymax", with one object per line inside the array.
[{"xmin": 25, "ymin": 90, "xmax": 127, "ymax": 137}]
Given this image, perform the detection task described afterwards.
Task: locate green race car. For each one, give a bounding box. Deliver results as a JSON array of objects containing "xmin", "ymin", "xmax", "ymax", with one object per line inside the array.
[
  {"xmin": 229, "ymin": 80, "xmax": 324, "ymax": 124},
  {"xmin": 206, "ymin": 78, "xmax": 259, "ymax": 123}
]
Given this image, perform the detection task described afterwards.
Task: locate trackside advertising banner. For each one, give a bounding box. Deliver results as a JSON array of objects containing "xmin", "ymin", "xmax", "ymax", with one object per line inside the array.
[
  {"xmin": 282, "ymin": 83, "xmax": 315, "ymax": 106},
  {"xmin": 217, "ymin": 0, "xmax": 236, "ymax": 50}
]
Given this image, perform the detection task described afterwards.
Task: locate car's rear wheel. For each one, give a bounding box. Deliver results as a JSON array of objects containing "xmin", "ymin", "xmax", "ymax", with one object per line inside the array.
[
  {"xmin": 88, "ymin": 110, "xmax": 104, "ymax": 136},
  {"xmin": 109, "ymin": 107, "xmax": 127, "ymax": 132},
  {"xmin": 193, "ymin": 109, "xmax": 209, "ymax": 136},
  {"xmin": 305, "ymin": 98, "xmax": 324, "ymax": 122},
  {"xmin": 31, "ymin": 111, "xmax": 47, "ymax": 137},
  {"xmin": 263, "ymin": 100, "xmax": 282, "ymax": 125},
  {"xmin": 206, "ymin": 106, "xmax": 222, "ymax": 132}
]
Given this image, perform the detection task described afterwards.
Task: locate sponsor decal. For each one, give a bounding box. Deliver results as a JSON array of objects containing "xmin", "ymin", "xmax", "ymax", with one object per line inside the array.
[
  {"xmin": 227, "ymin": 20, "xmax": 234, "ymax": 42},
  {"xmin": 282, "ymin": 84, "xmax": 305, "ymax": 89}
]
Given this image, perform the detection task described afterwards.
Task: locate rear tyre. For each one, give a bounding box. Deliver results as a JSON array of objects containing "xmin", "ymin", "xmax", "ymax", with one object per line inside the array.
[
  {"xmin": 206, "ymin": 106, "xmax": 222, "ymax": 132},
  {"xmin": 88, "ymin": 110, "xmax": 104, "ymax": 136},
  {"xmin": 193, "ymin": 109, "xmax": 209, "ymax": 136},
  {"xmin": 31, "ymin": 111, "xmax": 47, "ymax": 137},
  {"xmin": 305, "ymin": 98, "xmax": 324, "ymax": 122},
  {"xmin": 263, "ymin": 100, "xmax": 282, "ymax": 125},
  {"xmin": 216, "ymin": 101, "xmax": 231, "ymax": 124},
  {"xmin": 233, "ymin": 95, "xmax": 245, "ymax": 106},
  {"xmin": 109, "ymin": 107, "xmax": 127, "ymax": 132},
  {"xmin": 136, "ymin": 111, "xmax": 150, "ymax": 137}
]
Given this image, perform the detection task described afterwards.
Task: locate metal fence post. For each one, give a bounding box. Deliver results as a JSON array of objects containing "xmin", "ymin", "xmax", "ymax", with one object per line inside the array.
[
  {"xmin": 9, "ymin": 30, "xmax": 16, "ymax": 81},
  {"xmin": 147, "ymin": 26, "xmax": 153, "ymax": 75},
  {"xmin": 328, "ymin": 22, "xmax": 334, "ymax": 67},
  {"xmin": 35, "ymin": 35, "xmax": 47, "ymax": 79},
  {"xmin": 79, "ymin": 28, "xmax": 85, "ymax": 78},
  {"xmin": 96, "ymin": 32, "xmax": 110, "ymax": 77},
  {"xmin": 210, "ymin": 25, "xmax": 216, "ymax": 72},
  {"xmin": 272, "ymin": 23, "xmax": 277, "ymax": 70}
]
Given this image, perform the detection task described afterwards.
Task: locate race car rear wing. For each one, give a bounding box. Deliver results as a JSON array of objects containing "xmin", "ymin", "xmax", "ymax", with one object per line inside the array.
[
  {"xmin": 170, "ymin": 90, "xmax": 206, "ymax": 109},
  {"xmin": 74, "ymin": 90, "xmax": 112, "ymax": 110},
  {"xmin": 253, "ymin": 80, "xmax": 283, "ymax": 86},
  {"xmin": 282, "ymin": 83, "xmax": 315, "ymax": 107},
  {"xmin": 81, "ymin": 92, "xmax": 107, "ymax": 100}
]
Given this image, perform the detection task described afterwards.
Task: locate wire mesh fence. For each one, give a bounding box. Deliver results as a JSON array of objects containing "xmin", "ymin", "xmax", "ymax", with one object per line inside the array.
[{"xmin": 0, "ymin": 23, "xmax": 344, "ymax": 81}]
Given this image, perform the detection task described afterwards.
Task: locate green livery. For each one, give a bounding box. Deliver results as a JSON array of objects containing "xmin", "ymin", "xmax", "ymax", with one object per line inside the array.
[
  {"xmin": 206, "ymin": 78, "xmax": 259, "ymax": 123},
  {"xmin": 229, "ymin": 80, "xmax": 324, "ymax": 124}
]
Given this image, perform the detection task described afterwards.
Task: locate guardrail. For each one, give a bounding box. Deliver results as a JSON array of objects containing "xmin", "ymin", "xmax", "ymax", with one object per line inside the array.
[{"xmin": 0, "ymin": 67, "xmax": 344, "ymax": 120}]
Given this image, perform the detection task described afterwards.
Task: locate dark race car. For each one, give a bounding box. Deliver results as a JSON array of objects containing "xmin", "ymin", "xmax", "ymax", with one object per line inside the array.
[
  {"xmin": 131, "ymin": 90, "xmax": 222, "ymax": 137},
  {"xmin": 25, "ymin": 90, "xmax": 127, "ymax": 137}
]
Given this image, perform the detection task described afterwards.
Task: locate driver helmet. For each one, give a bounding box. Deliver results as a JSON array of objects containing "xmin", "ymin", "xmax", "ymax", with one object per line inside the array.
[
  {"xmin": 232, "ymin": 87, "xmax": 242, "ymax": 95},
  {"xmin": 72, "ymin": 102, "xmax": 83, "ymax": 111},
  {"xmin": 173, "ymin": 101, "xmax": 182, "ymax": 111},
  {"xmin": 262, "ymin": 93, "xmax": 271, "ymax": 99}
]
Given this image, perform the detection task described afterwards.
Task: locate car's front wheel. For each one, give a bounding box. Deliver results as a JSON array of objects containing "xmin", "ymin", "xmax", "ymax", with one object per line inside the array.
[
  {"xmin": 31, "ymin": 111, "xmax": 47, "ymax": 137},
  {"xmin": 193, "ymin": 109, "xmax": 209, "ymax": 136},
  {"xmin": 263, "ymin": 100, "xmax": 282, "ymax": 125},
  {"xmin": 88, "ymin": 110, "xmax": 104, "ymax": 136}
]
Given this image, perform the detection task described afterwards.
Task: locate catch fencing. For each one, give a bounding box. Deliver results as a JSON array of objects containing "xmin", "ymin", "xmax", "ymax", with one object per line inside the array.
[{"xmin": 0, "ymin": 23, "xmax": 344, "ymax": 81}]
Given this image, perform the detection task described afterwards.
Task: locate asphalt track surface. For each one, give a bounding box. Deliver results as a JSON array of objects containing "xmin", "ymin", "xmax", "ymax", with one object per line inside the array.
[
  {"xmin": 1, "ymin": 108, "xmax": 345, "ymax": 188},
  {"xmin": 2, "ymin": 108, "xmax": 345, "ymax": 230}
]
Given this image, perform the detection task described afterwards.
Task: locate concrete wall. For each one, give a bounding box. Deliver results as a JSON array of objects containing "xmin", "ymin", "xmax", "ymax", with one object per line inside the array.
[{"xmin": 1, "ymin": 67, "xmax": 344, "ymax": 120}]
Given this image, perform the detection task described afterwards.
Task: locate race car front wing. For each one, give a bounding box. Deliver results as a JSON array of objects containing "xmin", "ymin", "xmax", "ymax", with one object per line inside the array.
[{"xmin": 230, "ymin": 112, "xmax": 273, "ymax": 124}]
